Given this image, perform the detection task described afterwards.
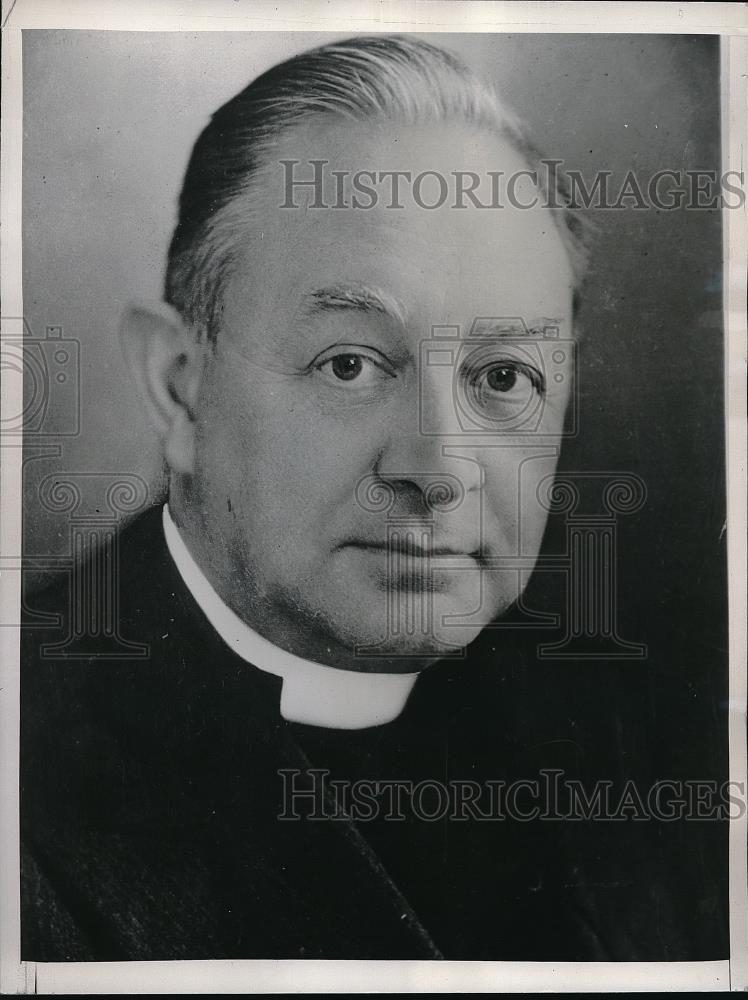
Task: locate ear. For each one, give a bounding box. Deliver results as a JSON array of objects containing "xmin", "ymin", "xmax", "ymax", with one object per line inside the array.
[{"xmin": 119, "ymin": 301, "xmax": 206, "ymax": 475}]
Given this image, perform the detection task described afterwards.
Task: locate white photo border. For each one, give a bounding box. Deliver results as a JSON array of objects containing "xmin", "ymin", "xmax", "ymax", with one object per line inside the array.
[{"xmin": 1, "ymin": 1, "xmax": 745, "ymax": 993}]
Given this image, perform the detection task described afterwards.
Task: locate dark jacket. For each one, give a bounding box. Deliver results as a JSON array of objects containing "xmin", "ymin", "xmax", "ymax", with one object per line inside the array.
[{"xmin": 20, "ymin": 505, "xmax": 728, "ymax": 961}]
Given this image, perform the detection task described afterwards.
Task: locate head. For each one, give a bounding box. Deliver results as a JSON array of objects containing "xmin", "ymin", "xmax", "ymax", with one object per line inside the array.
[{"xmin": 124, "ymin": 35, "xmax": 588, "ymax": 672}]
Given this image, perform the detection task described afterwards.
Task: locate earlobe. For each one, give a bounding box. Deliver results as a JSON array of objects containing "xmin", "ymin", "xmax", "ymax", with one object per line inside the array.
[
  {"xmin": 119, "ymin": 301, "xmax": 204, "ymax": 474},
  {"xmin": 164, "ymin": 406, "xmax": 196, "ymax": 475}
]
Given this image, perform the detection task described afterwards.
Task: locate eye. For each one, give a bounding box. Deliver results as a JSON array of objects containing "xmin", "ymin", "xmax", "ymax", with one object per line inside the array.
[
  {"xmin": 477, "ymin": 361, "xmax": 544, "ymax": 400},
  {"xmin": 485, "ymin": 365, "xmax": 520, "ymax": 393},
  {"xmin": 313, "ymin": 348, "xmax": 395, "ymax": 387},
  {"xmin": 328, "ymin": 353, "xmax": 365, "ymax": 381}
]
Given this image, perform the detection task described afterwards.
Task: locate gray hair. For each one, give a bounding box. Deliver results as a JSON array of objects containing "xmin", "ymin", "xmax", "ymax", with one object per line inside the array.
[{"xmin": 165, "ymin": 34, "xmax": 588, "ymax": 343}]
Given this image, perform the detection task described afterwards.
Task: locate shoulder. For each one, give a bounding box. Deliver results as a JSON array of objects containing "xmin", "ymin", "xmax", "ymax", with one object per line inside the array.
[
  {"xmin": 21, "ymin": 502, "xmax": 283, "ymax": 825},
  {"xmin": 21, "ymin": 504, "xmax": 215, "ymax": 825}
]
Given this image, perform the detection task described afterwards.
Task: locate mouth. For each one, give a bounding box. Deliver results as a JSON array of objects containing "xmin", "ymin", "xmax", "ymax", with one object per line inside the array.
[{"xmin": 343, "ymin": 540, "xmax": 486, "ymax": 565}]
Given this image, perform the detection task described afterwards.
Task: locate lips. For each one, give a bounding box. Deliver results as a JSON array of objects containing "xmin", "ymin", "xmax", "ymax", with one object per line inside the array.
[{"xmin": 344, "ymin": 539, "xmax": 483, "ymax": 561}]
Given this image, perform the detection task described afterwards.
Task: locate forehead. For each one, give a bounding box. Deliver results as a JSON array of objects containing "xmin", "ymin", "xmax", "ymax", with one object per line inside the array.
[{"xmin": 221, "ymin": 117, "xmax": 574, "ymax": 336}]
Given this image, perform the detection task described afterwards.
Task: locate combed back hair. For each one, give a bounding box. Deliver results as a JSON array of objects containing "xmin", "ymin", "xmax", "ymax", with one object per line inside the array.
[{"xmin": 165, "ymin": 35, "xmax": 590, "ymax": 343}]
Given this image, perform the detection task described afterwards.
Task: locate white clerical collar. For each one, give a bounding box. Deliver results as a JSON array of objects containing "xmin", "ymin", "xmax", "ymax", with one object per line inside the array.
[{"xmin": 162, "ymin": 504, "xmax": 419, "ymax": 730}]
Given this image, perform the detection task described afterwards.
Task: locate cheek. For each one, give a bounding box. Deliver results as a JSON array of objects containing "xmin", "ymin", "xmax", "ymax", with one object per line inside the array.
[
  {"xmin": 483, "ymin": 448, "xmax": 560, "ymax": 554},
  {"xmin": 194, "ymin": 369, "xmax": 390, "ymax": 504}
]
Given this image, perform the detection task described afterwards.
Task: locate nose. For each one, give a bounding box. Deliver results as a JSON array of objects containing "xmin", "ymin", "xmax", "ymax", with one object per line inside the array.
[{"xmin": 373, "ymin": 373, "xmax": 484, "ymax": 516}]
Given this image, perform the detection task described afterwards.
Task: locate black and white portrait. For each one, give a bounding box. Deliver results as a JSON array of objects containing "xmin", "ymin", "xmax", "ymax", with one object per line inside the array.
[{"xmin": 4, "ymin": 5, "xmax": 745, "ymax": 991}]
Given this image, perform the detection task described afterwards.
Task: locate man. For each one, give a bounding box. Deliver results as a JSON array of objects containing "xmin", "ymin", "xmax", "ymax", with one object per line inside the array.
[{"xmin": 20, "ymin": 35, "xmax": 726, "ymax": 961}]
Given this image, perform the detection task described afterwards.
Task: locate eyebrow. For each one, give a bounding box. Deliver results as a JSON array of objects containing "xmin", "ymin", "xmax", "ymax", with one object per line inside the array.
[
  {"xmin": 302, "ymin": 284, "xmax": 408, "ymax": 327},
  {"xmin": 301, "ymin": 289, "xmax": 566, "ymax": 338},
  {"xmin": 465, "ymin": 317, "xmax": 567, "ymax": 338}
]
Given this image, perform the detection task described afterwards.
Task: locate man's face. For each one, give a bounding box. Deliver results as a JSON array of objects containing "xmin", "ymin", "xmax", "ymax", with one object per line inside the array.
[{"xmin": 183, "ymin": 118, "xmax": 575, "ymax": 669}]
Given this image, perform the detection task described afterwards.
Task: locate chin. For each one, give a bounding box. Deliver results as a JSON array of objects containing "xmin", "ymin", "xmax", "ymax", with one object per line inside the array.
[
  {"xmin": 352, "ymin": 626, "xmax": 480, "ymax": 662},
  {"xmin": 318, "ymin": 582, "xmax": 503, "ymax": 666},
  {"xmin": 276, "ymin": 561, "xmax": 518, "ymax": 669}
]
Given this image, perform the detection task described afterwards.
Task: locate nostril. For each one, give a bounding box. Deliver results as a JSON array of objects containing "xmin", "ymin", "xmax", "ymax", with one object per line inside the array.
[
  {"xmin": 374, "ymin": 472, "xmax": 466, "ymax": 514},
  {"xmin": 389, "ymin": 479, "xmax": 432, "ymax": 518}
]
